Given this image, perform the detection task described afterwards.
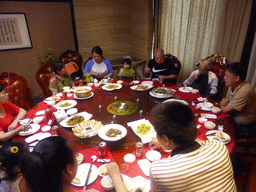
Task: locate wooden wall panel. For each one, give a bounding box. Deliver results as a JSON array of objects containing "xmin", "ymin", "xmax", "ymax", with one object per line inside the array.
[
  {"xmin": 74, "ymin": 0, "xmax": 153, "ymax": 64},
  {"xmin": 0, "ymin": 1, "xmax": 75, "ymax": 96}
]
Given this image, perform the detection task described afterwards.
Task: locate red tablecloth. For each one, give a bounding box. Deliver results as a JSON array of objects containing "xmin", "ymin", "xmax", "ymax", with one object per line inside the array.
[{"xmin": 13, "ymin": 81, "xmax": 236, "ymax": 191}]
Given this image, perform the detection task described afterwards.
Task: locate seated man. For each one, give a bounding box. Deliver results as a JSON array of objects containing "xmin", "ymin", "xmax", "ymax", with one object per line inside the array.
[
  {"xmin": 183, "ymin": 59, "xmax": 218, "ymax": 96},
  {"xmin": 106, "ymin": 101, "xmax": 236, "ymax": 192},
  {"xmin": 220, "ymin": 62, "xmax": 256, "ymax": 138},
  {"xmin": 144, "ymin": 49, "xmax": 178, "ymax": 84}
]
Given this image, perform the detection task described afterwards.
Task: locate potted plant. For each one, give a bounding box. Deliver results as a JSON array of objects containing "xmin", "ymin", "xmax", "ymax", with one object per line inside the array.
[{"xmin": 39, "ymin": 47, "xmax": 57, "ymax": 64}]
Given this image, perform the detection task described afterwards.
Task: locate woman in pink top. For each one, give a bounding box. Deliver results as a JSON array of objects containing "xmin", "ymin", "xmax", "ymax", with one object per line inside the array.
[{"xmin": 0, "ymin": 83, "xmax": 29, "ymax": 142}]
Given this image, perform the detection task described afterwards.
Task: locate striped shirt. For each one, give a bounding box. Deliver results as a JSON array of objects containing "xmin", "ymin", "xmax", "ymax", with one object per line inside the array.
[{"xmin": 150, "ymin": 140, "xmax": 236, "ymax": 192}]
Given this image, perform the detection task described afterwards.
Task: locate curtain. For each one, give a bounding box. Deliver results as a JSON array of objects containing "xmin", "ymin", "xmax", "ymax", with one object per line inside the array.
[
  {"xmin": 246, "ymin": 32, "xmax": 256, "ymax": 91},
  {"xmin": 155, "ymin": 0, "xmax": 253, "ymax": 82}
]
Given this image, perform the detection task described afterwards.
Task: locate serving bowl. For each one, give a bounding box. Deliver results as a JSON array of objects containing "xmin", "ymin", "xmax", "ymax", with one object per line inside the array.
[{"xmin": 74, "ymin": 86, "xmax": 92, "ymax": 98}]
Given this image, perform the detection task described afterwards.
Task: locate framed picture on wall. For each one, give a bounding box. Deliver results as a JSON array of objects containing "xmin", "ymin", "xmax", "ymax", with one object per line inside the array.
[{"xmin": 0, "ymin": 13, "xmax": 33, "ymax": 51}]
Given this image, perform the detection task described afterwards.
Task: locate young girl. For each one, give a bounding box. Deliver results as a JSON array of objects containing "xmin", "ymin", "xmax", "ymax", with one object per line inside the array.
[
  {"xmin": 0, "ymin": 141, "xmax": 29, "ymax": 192},
  {"xmin": 118, "ymin": 58, "xmax": 135, "ymax": 76},
  {"xmin": 20, "ymin": 136, "xmax": 98, "ymax": 192}
]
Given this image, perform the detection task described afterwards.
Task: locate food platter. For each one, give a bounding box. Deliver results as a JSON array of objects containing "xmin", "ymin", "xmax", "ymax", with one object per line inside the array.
[
  {"xmin": 98, "ymin": 124, "xmax": 127, "ymax": 141},
  {"xmin": 149, "ymin": 87, "xmax": 174, "ymax": 98},
  {"xmin": 130, "ymin": 84, "xmax": 153, "ymax": 91},
  {"xmin": 54, "ymin": 100, "xmax": 77, "ymax": 110},
  {"xmin": 19, "ymin": 124, "xmax": 41, "ymax": 136},
  {"xmin": 74, "ymin": 92, "xmax": 94, "ymax": 100},
  {"xmin": 71, "ymin": 163, "xmax": 98, "ymax": 187},
  {"xmin": 102, "ymin": 83, "xmax": 122, "ymax": 91},
  {"xmin": 60, "ymin": 112, "xmax": 93, "ymax": 128},
  {"xmin": 72, "ymin": 119, "xmax": 103, "ymax": 138},
  {"xmin": 178, "ymin": 86, "xmax": 193, "ymax": 93},
  {"xmin": 127, "ymin": 119, "xmax": 155, "ymax": 143}
]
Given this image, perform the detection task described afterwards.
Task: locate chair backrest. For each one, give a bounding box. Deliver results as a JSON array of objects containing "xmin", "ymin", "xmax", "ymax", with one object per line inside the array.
[
  {"xmin": 35, "ymin": 62, "xmax": 54, "ymax": 98},
  {"xmin": 204, "ymin": 53, "xmax": 228, "ymax": 101},
  {"xmin": 0, "ymin": 72, "xmax": 32, "ymax": 110},
  {"xmin": 165, "ymin": 54, "xmax": 182, "ymax": 75},
  {"xmin": 59, "ymin": 50, "xmax": 83, "ymax": 80}
]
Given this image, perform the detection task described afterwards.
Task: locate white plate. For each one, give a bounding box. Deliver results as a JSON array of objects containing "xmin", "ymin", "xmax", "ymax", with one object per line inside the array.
[
  {"xmin": 132, "ymin": 80, "xmax": 140, "ymax": 84},
  {"xmin": 127, "ymin": 119, "xmax": 156, "ymax": 143},
  {"xmin": 102, "ymin": 83, "xmax": 122, "ymax": 91},
  {"xmin": 19, "ymin": 124, "xmax": 41, "ymax": 136},
  {"xmin": 206, "ymin": 130, "xmax": 231, "ymax": 144},
  {"xmin": 74, "ymin": 92, "xmax": 94, "ymax": 100},
  {"xmin": 44, "ymin": 96, "xmax": 60, "ymax": 103},
  {"xmin": 54, "ymin": 100, "xmax": 77, "ymax": 110},
  {"xmin": 130, "ymin": 84, "xmax": 153, "ymax": 91},
  {"xmin": 146, "ymin": 150, "xmax": 161, "ymax": 161},
  {"xmin": 98, "ymin": 124, "xmax": 127, "ymax": 141},
  {"xmin": 163, "ymin": 98, "xmax": 188, "ymax": 105},
  {"xmin": 98, "ymin": 164, "xmax": 108, "ymax": 177},
  {"xmin": 197, "ymin": 102, "xmax": 213, "ymax": 111},
  {"xmin": 178, "ymin": 87, "xmax": 193, "ymax": 93},
  {"xmin": 71, "ymin": 163, "xmax": 98, "ymax": 187},
  {"xmin": 56, "ymin": 93, "xmax": 62, "ymax": 97},
  {"xmin": 141, "ymin": 81, "xmax": 153, "ymax": 85},
  {"xmin": 60, "ymin": 111, "xmax": 93, "ymax": 128}
]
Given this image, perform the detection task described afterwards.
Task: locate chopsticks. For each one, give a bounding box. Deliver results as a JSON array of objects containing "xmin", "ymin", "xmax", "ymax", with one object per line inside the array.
[
  {"xmin": 83, "ymin": 161, "xmax": 93, "ymax": 190},
  {"xmin": 23, "ymin": 115, "xmax": 34, "ymax": 131}
]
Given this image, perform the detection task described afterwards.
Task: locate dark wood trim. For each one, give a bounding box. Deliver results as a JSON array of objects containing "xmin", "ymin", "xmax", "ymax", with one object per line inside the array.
[{"xmin": 240, "ymin": 0, "xmax": 256, "ymax": 71}]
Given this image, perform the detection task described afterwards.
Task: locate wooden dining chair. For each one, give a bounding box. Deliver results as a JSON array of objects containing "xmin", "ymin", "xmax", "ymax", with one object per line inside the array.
[
  {"xmin": 0, "ymin": 72, "xmax": 32, "ymax": 110},
  {"xmin": 35, "ymin": 62, "xmax": 54, "ymax": 99},
  {"xmin": 59, "ymin": 50, "xmax": 83, "ymax": 80},
  {"xmin": 203, "ymin": 54, "xmax": 228, "ymax": 102}
]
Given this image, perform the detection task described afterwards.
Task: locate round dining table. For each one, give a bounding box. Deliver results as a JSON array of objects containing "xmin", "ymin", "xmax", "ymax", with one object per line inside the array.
[{"xmin": 13, "ymin": 80, "xmax": 235, "ymax": 191}]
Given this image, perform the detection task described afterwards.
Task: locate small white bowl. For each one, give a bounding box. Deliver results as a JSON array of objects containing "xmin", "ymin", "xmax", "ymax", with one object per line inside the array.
[
  {"xmin": 146, "ymin": 150, "xmax": 161, "ymax": 161},
  {"xmin": 67, "ymin": 108, "xmax": 78, "ymax": 116},
  {"xmin": 41, "ymin": 125, "xmax": 51, "ymax": 132},
  {"xmin": 191, "ymin": 89, "xmax": 199, "ymax": 94},
  {"xmin": 204, "ymin": 121, "xmax": 216, "ymax": 129},
  {"xmin": 87, "ymin": 83, "xmax": 93, "ymax": 87},
  {"xmin": 94, "ymin": 83, "xmax": 100, "ymax": 87},
  {"xmin": 33, "ymin": 116, "xmax": 44, "ymax": 124},
  {"xmin": 117, "ymin": 80, "xmax": 123, "ymax": 84},
  {"xmin": 101, "ymin": 176, "xmax": 114, "ymax": 190},
  {"xmin": 211, "ymin": 107, "xmax": 221, "ymax": 114},
  {"xmin": 124, "ymin": 153, "xmax": 136, "ymax": 164}
]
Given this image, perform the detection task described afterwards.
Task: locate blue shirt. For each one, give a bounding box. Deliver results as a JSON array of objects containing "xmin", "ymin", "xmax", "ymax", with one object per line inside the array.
[{"xmin": 84, "ymin": 59, "xmax": 114, "ymax": 74}]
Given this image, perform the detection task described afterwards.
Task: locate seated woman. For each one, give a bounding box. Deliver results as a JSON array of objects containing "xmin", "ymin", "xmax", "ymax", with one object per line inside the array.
[
  {"xmin": 49, "ymin": 61, "xmax": 74, "ymax": 95},
  {"xmin": 20, "ymin": 136, "xmax": 98, "ymax": 192},
  {"xmin": 0, "ymin": 83, "xmax": 29, "ymax": 142},
  {"xmin": 183, "ymin": 59, "xmax": 218, "ymax": 96},
  {"xmin": 117, "ymin": 58, "xmax": 135, "ymax": 77},
  {"xmin": 84, "ymin": 46, "xmax": 113, "ymax": 80},
  {"xmin": 0, "ymin": 141, "xmax": 29, "ymax": 192}
]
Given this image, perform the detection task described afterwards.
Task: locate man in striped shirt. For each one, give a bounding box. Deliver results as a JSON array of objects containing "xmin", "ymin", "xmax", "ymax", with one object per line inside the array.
[
  {"xmin": 149, "ymin": 101, "xmax": 236, "ymax": 191},
  {"xmin": 106, "ymin": 101, "xmax": 236, "ymax": 191}
]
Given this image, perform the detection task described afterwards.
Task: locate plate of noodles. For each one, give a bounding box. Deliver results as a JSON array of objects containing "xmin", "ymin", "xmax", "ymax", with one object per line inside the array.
[
  {"xmin": 102, "ymin": 83, "xmax": 122, "ymax": 91},
  {"xmin": 54, "ymin": 100, "xmax": 77, "ymax": 110}
]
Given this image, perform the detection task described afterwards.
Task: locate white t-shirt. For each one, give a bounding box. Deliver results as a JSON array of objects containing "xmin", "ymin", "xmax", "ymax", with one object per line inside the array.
[{"xmin": 91, "ymin": 60, "xmax": 108, "ymax": 74}]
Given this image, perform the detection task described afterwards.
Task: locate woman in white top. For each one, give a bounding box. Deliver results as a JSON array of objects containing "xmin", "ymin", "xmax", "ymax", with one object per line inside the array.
[{"xmin": 84, "ymin": 46, "xmax": 114, "ymax": 80}]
